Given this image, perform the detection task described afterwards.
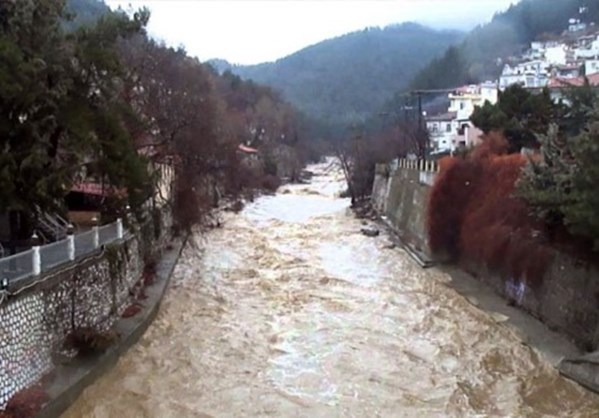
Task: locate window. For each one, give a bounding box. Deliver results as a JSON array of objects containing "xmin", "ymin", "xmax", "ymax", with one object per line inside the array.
[
  {"xmin": 446, "ymin": 123, "xmax": 451, "ymax": 133},
  {"xmin": 460, "ymin": 102, "xmax": 465, "ymax": 110}
]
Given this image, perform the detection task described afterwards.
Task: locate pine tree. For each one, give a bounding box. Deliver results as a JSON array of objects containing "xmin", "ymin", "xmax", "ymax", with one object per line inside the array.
[
  {"xmin": 562, "ymin": 113, "xmax": 599, "ymax": 249},
  {"xmin": 517, "ymin": 124, "xmax": 576, "ymax": 228},
  {"xmin": 518, "ymin": 108, "xmax": 599, "ymax": 250}
]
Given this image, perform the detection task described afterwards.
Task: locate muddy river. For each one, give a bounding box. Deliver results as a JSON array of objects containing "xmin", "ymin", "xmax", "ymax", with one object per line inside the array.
[{"xmin": 65, "ymin": 160, "xmax": 599, "ymax": 417}]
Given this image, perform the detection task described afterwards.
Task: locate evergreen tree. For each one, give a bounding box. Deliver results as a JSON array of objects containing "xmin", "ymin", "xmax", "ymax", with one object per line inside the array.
[
  {"xmin": 0, "ymin": 0, "xmax": 150, "ymax": 238},
  {"xmin": 518, "ymin": 105, "xmax": 599, "ymax": 250},
  {"xmin": 471, "ymin": 85, "xmax": 563, "ymax": 152}
]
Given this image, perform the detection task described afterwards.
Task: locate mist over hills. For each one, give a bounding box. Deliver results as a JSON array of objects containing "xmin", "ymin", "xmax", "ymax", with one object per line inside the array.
[
  {"xmin": 411, "ymin": 0, "xmax": 599, "ymax": 90},
  {"xmin": 210, "ymin": 23, "xmax": 464, "ymax": 129},
  {"xmin": 67, "ymin": 0, "xmax": 595, "ymax": 138}
]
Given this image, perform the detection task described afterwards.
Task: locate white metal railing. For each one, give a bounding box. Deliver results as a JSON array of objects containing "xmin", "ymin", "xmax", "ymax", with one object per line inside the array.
[
  {"xmin": 0, "ymin": 218, "xmax": 125, "ymax": 286},
  {"xmin": 0, "ymin": 250, "xmax": 34, "ymax": 282},
  {"xmin": 39, "ymin": 239, "xmax": 70, "ymax": 271},
  {"xmin": 396, "ymin": 158, "xmax": 440, "ymax": 185}
]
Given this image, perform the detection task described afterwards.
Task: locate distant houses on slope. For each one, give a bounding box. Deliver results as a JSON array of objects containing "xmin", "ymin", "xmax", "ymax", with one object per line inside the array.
[{"xmin": 425, "ymin": 22, "xmax": 599, "ymax": 155}]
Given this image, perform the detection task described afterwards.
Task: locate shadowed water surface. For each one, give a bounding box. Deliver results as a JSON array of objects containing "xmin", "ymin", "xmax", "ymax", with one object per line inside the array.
[{"xmin": 64, "ymin": 159, "xmax": 599, "ymax": 417}]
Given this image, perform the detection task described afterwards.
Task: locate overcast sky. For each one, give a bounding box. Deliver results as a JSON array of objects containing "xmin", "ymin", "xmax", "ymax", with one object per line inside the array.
[{"xmin": 106, "ymin": 0, "xmax": 516, "ymax": 65}]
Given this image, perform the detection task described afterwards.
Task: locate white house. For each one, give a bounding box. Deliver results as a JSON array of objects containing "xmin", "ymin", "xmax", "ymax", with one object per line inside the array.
[
  {"xmin": 585, "ymin": 59, "xmax": 599, "ymax": 75},
  {"xmin": 499, "ymin": 61, "xmax": 550, "ymax": 90},
  {"xmin": 426, "ymin": 82, "xmax": 497, "ymax": 153},
  {"xmin": 569, "ymin": 18, "xmax": 588, "ymax": 33},
  {"xmin": 574, "ymin": 34, "xmax": 599, "ymax": 59},
  {"xmin": 552, "ymin": 64, "xmax": 582, "ymax": 78},
  {"xmin": 545, "ymin": 44, "xmax": 569, "ymax": 65},
  {"xmin": 426, "ymin": 112, "xmax": 457, "ymax": 153},
  {"xmin": 574, "ymin": 34, "xmax": 597, "ymax": 49},
  {"xmin": 526, "ymin": 73, "xmax": 599, "ymax": 105}
]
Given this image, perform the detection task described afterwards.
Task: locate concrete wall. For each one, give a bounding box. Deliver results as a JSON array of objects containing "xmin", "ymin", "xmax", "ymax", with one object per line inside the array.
[
  {"xmin": 372, "ymin": 161, "xmax": 435, "ymax": 255},
  {"xmin": 464, "ymin": 257, "xmax": 599, "ymax": 351},
  {"xmin": 373, "ymin": 161, "xmax": 599, "ymax": 351},
  {"xmin": 0, "ymin": 209, "xmax": 172, "ymax": 408}
]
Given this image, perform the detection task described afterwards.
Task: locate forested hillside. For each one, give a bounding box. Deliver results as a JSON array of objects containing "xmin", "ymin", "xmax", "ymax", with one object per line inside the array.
[
  {"xmin": 64, "ymin": 0, "xmax": 109, "ymax": 29},
  {"xmin": 411, "ymin": 0, "xmax": 599, "ymax": 90},
  {"xmin": 214, "ymin": 23, "xmax": 464, "ymax": 129}
]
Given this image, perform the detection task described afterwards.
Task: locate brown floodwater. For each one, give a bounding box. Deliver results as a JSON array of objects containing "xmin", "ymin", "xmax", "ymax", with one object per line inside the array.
[{"xmin": 64, "ymin": 159, "xmax": 599, "ymax": 417}]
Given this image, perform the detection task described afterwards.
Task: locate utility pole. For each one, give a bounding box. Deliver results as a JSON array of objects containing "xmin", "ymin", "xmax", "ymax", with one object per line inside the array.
[{"xmin": 411, "ymin": 90, "xmax": 428, "ymax": 160}]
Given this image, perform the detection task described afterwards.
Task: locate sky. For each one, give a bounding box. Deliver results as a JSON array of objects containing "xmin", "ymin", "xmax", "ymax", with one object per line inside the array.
[{"xmin": 106, "ymin": 0, "xmax": 516, "ymax": 65}]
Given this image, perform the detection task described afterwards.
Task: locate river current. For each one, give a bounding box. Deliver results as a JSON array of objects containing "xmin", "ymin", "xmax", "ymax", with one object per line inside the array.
[{"xmin": 64, "ymin": 159, "xmax": 599, "ymax": 417}]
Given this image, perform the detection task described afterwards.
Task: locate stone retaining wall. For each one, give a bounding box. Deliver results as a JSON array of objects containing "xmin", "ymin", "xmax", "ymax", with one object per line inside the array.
[
  {"xmin": 372, "ymin": 162, "xmax": 433, "ymax": 256},
  {"xmin": 0, "ymin": 208, "xmax": 172, "ymax": 409}
]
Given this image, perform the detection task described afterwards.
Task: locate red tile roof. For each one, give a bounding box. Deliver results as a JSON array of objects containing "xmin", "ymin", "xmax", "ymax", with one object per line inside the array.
[
  {"xmin": 426, "ymin": 112, "xmax": 457, "ymax": 122},
  {"xmin": 238, "ymin": 144, "xmax": 258, "ymax": 154},
  {"xmin": 71, "ymin": 182, "xmax": 126, "ymax": 197},
  {"xmin": 548, "ymin": 73, "xmax": 599, "ymax": 88}
]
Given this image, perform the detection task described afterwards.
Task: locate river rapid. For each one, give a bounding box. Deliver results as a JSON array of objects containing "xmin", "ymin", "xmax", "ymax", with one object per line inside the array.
[{"xmin": 64, "ymin": 159, "xmax": 599, "ymax": 417}]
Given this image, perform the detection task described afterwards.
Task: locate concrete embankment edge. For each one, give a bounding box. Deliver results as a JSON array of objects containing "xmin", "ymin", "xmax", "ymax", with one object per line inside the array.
[
  {"xmin": 558, "ymin": 354, "xmax": 599, "ymax": 393},
  {"xmin": 372, "ymin": 214, "xmax": 583, "ymax": 367},
  {"xmin": 37, "ymin": 236, "xmax": 188, "ymax": 418},
  {"xmin": 371, "ymin": 165, "xmax": 599, "ymax": 395}
]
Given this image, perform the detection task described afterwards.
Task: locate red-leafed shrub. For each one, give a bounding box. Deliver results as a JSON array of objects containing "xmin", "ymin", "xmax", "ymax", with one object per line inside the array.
[
  {"xmin": 428, "ymin": 132, "xmax": 554, "ymax": 286},
  {"xmin": 142, "ymin": 260, "xmax": 157, "ymax": 286},
  {"xmin": 4, "ymin": 386, "xmax": 49, "ymax": 418},
  {"xmin": 122, "ymin": 303, "xmax": 143, "ymax": 318},
  {"xmin": 427, "ymin": 156, "xmax": 482, "ymax": 259},
  {"xmin": 468, "ymin": 131, "xmax": 510, "ymax": 160}
]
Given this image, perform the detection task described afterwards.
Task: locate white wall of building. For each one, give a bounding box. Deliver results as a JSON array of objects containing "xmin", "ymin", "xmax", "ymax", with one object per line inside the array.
[
  {"xmin": 480, "ymin": 83, "xmax": 499, "ymax": 104},
  {"xmin": 449, "ymin": 95, "xmax": 478, "ymax": 120},
  {"xmin": 499, "ymin": 61, "xmax": 550, "ymax": 89},
  {"xmin": 426, "ymin": 83, "xmax": 498, "ymax": 152},
  {"xmin": 586, "ymin": 59, "xmax": 599, "ymax": 75},
  {"xmin": 545, "ymin": 45, "xmax": 569, "ymax": 65},
  {"xmin": 427, "ymin": 120, "xmax": 455, "ymax": 152}
]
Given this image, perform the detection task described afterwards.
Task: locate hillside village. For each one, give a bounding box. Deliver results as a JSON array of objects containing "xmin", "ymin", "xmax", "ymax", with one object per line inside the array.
[{"xmin": 426, "ymin": 10, "xmax": 599, "ymax": 154}]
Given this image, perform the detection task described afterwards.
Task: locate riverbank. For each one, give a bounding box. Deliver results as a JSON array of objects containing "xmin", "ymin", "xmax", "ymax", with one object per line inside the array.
[
  {"xmin": 370, "ymin": 160, "xmax": 599, "ymax": 396},
  {"xmin": 60, "ymin": 160, "xmax": 599, "ymax": 417},
  {"xmin": 358, "ymin": 208, "xmax": 581, "ymax": 364},
  {"xmin": 35, "ymin": 236, "xmax": 187, "ymax": 418}
]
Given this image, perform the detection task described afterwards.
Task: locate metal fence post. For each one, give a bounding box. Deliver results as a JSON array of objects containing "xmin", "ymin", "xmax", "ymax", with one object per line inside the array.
[
  {"xmin": 67, "ymin": 224, "xmax": 75, "ymax": 261},
  {"xmin": 125, "ymin": 205, "xmax": 131, "ymax": 227},
  {"xmin": 116, "ymin": 218, "xmax": 123, "ymax": 240},
  {"xmin": 92, "ymin": 217, "xmax": 99, "ymax": 249},
  {"xmin": 32, "ymin": 233, "xmax": 41, "ymax": 275}
]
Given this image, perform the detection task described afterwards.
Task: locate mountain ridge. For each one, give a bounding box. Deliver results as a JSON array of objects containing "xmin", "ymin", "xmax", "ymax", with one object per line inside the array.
[{"xmin": 209, "ymin": 23, "xmax": 464, "ymax": 128}]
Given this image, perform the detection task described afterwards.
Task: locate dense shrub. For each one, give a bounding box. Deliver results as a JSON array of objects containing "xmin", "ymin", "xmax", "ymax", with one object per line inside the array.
[
  {"xmin": 64, "ymin": 327, "xmax": 119, "ymax": 356},
  {"xmin": 428, "ymin": 133, "xmax": 553, "ymax": 285},
  {"xmin": 261, "ymin": 174, "xmax": 282, "ymax": 192},
  {"xmin": 427, "ymin": 156, "xmax": 481, "ymax": 259},
  {"xmin": 4, "ymin": 386, "xmax": 49, "ymax": 418}
]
